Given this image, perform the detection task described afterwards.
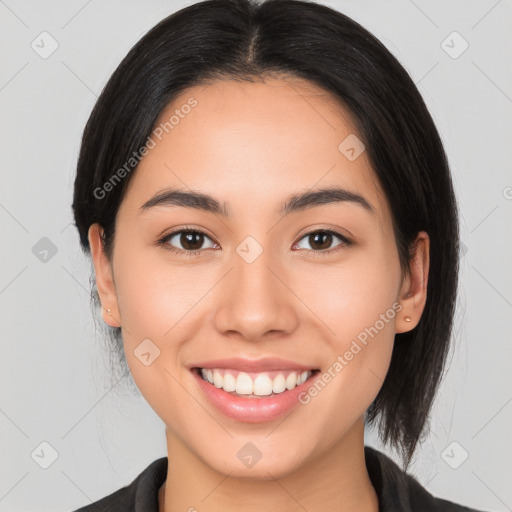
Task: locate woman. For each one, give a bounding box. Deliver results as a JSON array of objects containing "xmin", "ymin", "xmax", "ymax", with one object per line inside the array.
[{"xmin": 71, "ymin": 0, "xmax": 486, "ymax": 510}]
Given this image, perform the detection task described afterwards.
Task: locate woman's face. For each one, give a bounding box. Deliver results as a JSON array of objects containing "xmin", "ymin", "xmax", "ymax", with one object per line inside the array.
[{"xmin": 90, "ymin": 76, "xmax": 428, "ymax": 479}]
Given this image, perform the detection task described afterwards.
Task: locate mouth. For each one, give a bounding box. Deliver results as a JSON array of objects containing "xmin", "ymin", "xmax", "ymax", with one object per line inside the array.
[
  {"xmin": 192, "ymin": 367, "xmax": 321, "ymax": 398},
  {"xmin": 189, "ymin": 357, "xmax": 322, "ymax": 422}
]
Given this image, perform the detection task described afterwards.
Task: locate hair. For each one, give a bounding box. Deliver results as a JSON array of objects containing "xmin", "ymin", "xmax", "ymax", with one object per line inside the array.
[{"xmin": 72, "ymin": 0, "xmax": 460, "ymax": 468}]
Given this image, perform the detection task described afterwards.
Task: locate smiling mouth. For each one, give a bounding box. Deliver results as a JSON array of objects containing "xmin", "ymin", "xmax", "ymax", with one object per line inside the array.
[{"xmin": 193, "ymin": 367, "xmax": 320, "ymax": 398}]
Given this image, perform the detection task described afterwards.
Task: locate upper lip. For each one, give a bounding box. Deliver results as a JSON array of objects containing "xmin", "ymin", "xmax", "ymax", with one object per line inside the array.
[{"xmin": 190, "ymin": 357, "xmax": 319, "ymax": 373}]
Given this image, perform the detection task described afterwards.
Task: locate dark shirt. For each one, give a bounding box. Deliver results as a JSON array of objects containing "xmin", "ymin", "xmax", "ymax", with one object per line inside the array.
[{"xmin": 71, "ymin": 446, "xmax": 486, "ymax": 512}]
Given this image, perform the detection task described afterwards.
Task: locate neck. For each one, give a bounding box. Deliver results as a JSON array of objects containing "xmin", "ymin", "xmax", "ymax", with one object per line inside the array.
[{"xmin": 160, "ymin": 417, "xmax": 378, "ymax": 512}]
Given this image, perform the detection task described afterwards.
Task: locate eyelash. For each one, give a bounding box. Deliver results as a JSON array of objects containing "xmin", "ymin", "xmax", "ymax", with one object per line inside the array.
[{"xmin": 156, "ymin": 226, "xmax": 353, "ymax": 258}]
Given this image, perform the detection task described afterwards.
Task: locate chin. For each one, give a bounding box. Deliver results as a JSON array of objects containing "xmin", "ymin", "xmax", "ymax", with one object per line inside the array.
[{"xmin": 200, "ymin": 440, "xmax": 311, "ymax": 480}]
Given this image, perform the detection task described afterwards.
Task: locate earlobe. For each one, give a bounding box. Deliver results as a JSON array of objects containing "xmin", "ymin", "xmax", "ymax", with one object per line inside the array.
[
  {"xmin": 395, "ymin": 231, "xmax": 430, "ymax": 334},
  {"xmin": 103, "ymin": 306, "xmax": 121, "ymax": 328},
  {"xmin": 88, "ymin": 223, "xmax": 121, "ymax": 328}
]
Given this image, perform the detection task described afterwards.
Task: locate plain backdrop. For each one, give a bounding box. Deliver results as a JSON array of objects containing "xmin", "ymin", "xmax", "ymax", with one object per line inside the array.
[{"xmin": 0, "ymin": 0, "xmax": 511, "ymax": 511}]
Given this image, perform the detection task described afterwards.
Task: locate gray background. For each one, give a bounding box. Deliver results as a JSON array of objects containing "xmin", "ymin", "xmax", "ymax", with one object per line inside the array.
[{"xmin": 1, "ymin": 0, "xmax": 511, "ymax": 510}]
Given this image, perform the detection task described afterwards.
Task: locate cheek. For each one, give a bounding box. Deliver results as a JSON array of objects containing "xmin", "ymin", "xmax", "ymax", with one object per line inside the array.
[
  {"xmin": 293, "ymin": 245, "xmax": 400, "ymax": 411},
  {"xmin": 112, "ymin": 244, "xmax": 212, "ymax": 339},
  {"xmin": 295, "ymin": 243, "xmax": 401, "ymax": 343},
  {"xmin": 111, "ymin": 252, "xmax": 201, "ymax": 422}
]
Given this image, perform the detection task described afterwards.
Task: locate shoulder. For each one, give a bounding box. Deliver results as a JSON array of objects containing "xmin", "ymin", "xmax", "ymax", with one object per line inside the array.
[
  {"xmin": 364, "ymin": 446, "xmax": 487, "ymax": 512},
  {"xmin": 70, "ymin": 457, "xmax": 168, "ymax": 512}
]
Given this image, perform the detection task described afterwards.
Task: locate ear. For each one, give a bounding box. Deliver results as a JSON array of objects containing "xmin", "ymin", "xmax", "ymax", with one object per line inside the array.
[
  {"xmin": 88, "ymin": 223, "xmax": 121, "ymax": 328},
  {"xmin": 395, "ymin": 231, "xmax": 430, "ymax": 333}
]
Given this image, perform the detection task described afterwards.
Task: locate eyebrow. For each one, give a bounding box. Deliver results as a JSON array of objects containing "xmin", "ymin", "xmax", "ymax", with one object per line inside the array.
[{"xmin": 139, "ymin": 186, "xmax": 375, "ymax": 217}]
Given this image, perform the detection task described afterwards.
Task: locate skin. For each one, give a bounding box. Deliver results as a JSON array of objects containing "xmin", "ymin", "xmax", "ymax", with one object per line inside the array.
[{"xmin": 88, "ymin": 75, "xmax": 429, "ymax": 512}]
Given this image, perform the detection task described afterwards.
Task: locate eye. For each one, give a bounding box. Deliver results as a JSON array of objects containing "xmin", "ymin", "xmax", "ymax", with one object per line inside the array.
[
  {"xmin": 156, "ymin": 227, "xmax": 353, "ymax": 257},
  {"xmin": 156, "ymin": 228, "xmax": 218, "ymax": 256},
  {"xmin": 293, "ymin": 229, "xmax": 353, "ymax": 255}
]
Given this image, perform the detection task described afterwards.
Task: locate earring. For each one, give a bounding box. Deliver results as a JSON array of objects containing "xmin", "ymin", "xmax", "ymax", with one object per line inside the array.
[
  {"xmin": 107, "ymin": 308, "xmax": 111, "ymax": 315},
  {"xmin": 405, "ymin": 316, "xmax": 411, "ymax": 322}
]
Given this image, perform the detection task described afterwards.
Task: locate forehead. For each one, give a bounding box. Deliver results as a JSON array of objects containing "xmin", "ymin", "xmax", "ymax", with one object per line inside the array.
[{"xmin": 121, "ymin": 76, "xmax": 390, "ymax": 224}]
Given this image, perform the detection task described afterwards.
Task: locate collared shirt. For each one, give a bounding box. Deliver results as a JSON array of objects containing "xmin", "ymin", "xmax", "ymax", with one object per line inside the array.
[{"xmin": 71, "ymin": 446, "xmax": 485, "ymax": 512}]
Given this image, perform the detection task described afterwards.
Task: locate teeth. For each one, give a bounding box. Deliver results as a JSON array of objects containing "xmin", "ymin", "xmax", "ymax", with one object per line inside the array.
[
  {"xmin": 223, "ymin": 372, "xmax": 236, "ymax": 392},
  {"xmin": 285, "ymin": 373, "xmax": 297, "ymax": 390},
  {"xmin": 253, "ymin": 374, "xmax": 273, "ymax": 396},
  {"xmin": 213, "ymin": 370, "xmax": 223, "ymax": 388},
  {"xmin": 235, "ymin": 372, "xmax": 253, "ymax": 394},
  {"xmin": 272, "ymin": 374, "xmax": 286, "ymax": 394},
  {"xmin": 298, "ymin": 371, "xmax": 309, "ymax": 385},
  {"xmin": 200, "ymin": 368, "xmax": 313, "ymax": 396}
]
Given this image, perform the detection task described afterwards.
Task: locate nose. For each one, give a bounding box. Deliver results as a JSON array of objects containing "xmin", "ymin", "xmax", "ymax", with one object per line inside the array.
[{"xmin": 212, "ymin": 250, "xmax": 300, "ymax": 342}]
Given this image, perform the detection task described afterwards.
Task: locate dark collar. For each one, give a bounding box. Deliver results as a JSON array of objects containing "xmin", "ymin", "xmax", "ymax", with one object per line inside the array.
[
  {"xmin": 364, "ymin": 446, "xmax": 481, "ymax": 511},
  {"xmin": 72, "ymin": 446, "xmax": 483, "ymax": 512}
]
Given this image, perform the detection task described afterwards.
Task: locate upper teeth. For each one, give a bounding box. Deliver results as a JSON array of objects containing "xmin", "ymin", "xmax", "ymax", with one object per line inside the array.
[{"xmin": 200, "ymin": 369, "xmax": 313, "ymax": 396}]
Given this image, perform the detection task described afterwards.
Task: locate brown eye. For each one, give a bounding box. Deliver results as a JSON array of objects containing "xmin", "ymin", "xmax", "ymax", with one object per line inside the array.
[
  {"xmin": 177, "ymin": 231, "xmax": 206, "ymax": 251},
  {"xmin": 307, "ymin": 232, "xmax": 334, "ymax": 250},
  {"xmin": 158, "ymin": 229, "xmax": 217, "ymax": 255},
  {"xmin": 294, "ymin": 229, "xmax": 352, "ymax": 254}
]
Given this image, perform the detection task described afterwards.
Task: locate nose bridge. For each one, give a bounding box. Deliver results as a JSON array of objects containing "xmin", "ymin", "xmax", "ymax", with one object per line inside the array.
[
  {"xmin": 213, "ymin": 243, "xmax": 299, "ymax": 340},
  {"xmin": 234, "ymin": 249, "xmax": 277, "ymax": 306}
]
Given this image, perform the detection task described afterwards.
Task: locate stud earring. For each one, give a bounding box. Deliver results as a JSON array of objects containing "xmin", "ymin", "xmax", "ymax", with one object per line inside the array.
[
  {"xmin": 405, "ymin": 316, "xmax": 411, "ymax": 322},
  {"xmin": 107, "ymin": 308, "xmax": 111, "ymax": 315}
]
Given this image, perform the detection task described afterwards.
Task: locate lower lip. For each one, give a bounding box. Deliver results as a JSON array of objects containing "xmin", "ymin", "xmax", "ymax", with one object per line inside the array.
[{"xmin": 192, "ymin": 369, "xmax": 319, "ymax": 423}]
